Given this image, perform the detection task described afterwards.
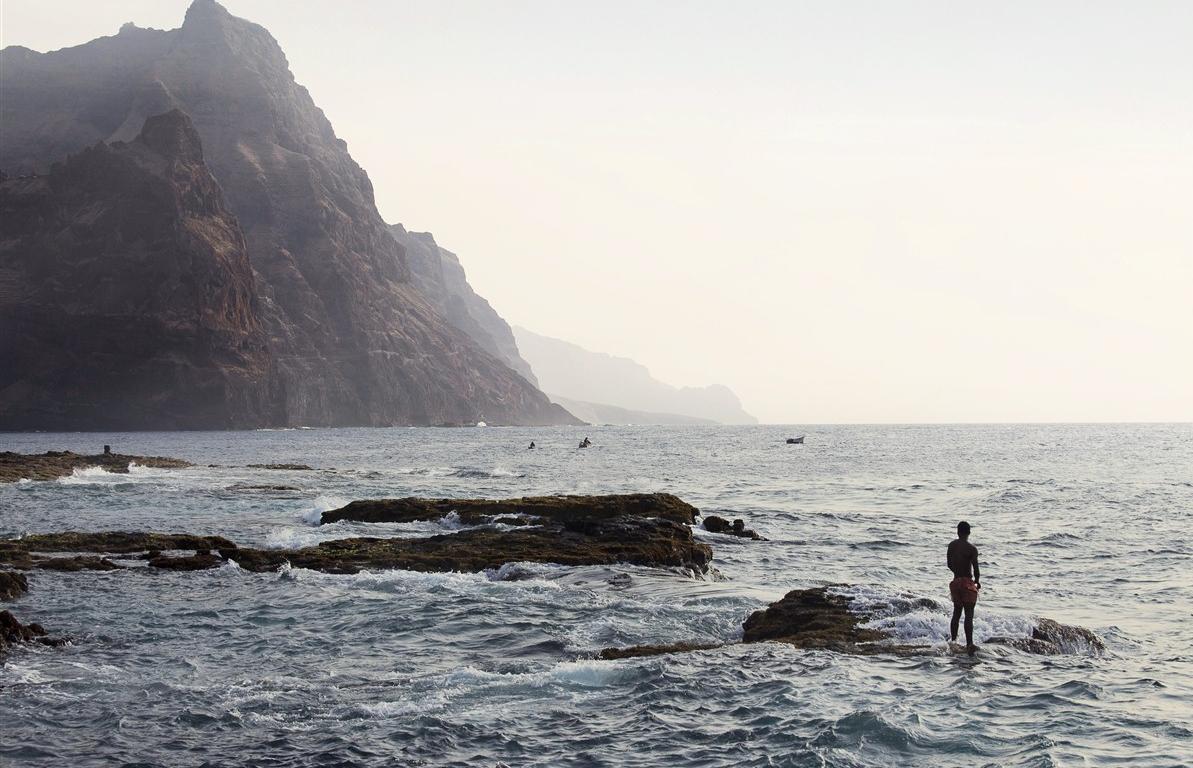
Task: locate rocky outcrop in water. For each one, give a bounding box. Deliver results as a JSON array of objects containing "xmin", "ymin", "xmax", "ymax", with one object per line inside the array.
[
  {"xmin": 319, "ymin": 493, "xmax": 699, "ymax": 527},
  {"xmin": 0, "ymin": 494, "xmax": 712, "ymax": 575},
  {"xmin": 702, "ymin": 515, "xmax": 764, "ymax": 540},
  {"xmin": 0, "ymin": 571, "xmax": 28, "ymax": 601},
  {"xmin": 1, "ymin": 610, "xmax": 64, "ymax": 657},
  {"xmin": 0, "ymin": 0, "xmax": 577, "ymax": 428},
  {"xmin": 0, "ymin": 451, "xmax": 192, "ymax": 483},
  {"xmin": 598, "ymin": 586, "xmax": 1105, "ymax": 659}
]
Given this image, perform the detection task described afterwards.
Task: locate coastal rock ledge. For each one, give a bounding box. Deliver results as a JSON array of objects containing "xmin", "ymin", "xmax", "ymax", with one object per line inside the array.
[
  {"xmin": 0, "ymin": 451, "xmax": 191, "ymax": 483},
  {"xmin": 0, "ymin": 494, "xmax": 713, "ymax": 575},
  {"xmin": 599, "ymin": 587, "xmax": 1105, "ymax": 659}
]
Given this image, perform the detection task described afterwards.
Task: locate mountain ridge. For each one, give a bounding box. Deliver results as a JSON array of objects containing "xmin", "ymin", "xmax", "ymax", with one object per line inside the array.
[{"xmin": 0, "ymin": 0, "xmax": 577, "ymax": 428}]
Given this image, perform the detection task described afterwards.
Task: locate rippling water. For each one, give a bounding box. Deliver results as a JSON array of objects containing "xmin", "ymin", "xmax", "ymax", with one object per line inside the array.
[{"xmin": 2, "ymin": 424, "xmax": 1191, "ymax": 767}]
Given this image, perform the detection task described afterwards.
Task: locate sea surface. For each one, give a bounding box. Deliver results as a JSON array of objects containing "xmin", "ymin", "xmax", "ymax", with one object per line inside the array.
[{"xmin": 1, "ymin": 424, "xmax": 1191, "ymax": 767}]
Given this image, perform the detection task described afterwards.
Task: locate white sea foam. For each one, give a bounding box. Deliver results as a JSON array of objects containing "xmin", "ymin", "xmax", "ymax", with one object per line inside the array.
[
  {"xmin": 55, "ymin": 463, "xmax": 171, "ymax": 486},
  {"xmin": 834, "ymin": 584, "xmax": 1038, "ymax": 646},
  {"xmin": 56, "ymin": 465, "xmax": 120, "ymax": 484},
  {"xmin": 300, "ymin": 494, "xmax": 351, "ymax": 525}
]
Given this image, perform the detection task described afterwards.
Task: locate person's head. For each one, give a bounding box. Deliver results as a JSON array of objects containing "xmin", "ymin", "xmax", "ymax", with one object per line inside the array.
[{"xmin": 957, "ymin": 521, "xmax": 971, "ymax": 540}]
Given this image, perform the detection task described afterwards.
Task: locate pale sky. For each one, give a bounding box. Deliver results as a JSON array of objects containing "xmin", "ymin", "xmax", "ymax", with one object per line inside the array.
[{"xmin": 3, "ymin": 1, "xmax": 1191, "ymax": 423}]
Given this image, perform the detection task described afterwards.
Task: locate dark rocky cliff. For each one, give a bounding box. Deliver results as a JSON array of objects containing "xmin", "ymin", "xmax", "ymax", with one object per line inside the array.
[
  {"xmin": 0, "ymin": 111, "xmax": 276, "ymax": 429},
  {"xmin": 0, "ymin": 0, "xmax": 576, "ymax": 427},
  {"xmin": 390, "ymin": 224, "xmax": 539, "ymax": 387}
]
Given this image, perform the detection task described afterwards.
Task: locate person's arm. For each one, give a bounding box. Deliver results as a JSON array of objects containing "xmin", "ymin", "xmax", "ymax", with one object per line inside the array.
[{"xmin": 972, "ymin": 546, "xmax": 981, "ymax": 586}]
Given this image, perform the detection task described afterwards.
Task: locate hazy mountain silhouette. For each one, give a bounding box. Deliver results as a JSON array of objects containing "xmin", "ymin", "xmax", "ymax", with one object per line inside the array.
[{"xmin": 514, "ymin": 328, "xmax": 757, "ymax": 425}]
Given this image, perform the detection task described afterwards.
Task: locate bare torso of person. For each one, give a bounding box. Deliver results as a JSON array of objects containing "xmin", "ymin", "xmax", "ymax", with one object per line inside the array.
[{"xmin": 947, "ymin": 539, "xmax": 978, "ymax": 579}]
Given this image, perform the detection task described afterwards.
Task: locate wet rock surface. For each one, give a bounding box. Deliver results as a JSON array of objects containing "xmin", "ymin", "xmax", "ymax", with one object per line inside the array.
[
  {"xmin": 0, "ymin": 570, "xmax": 28, "ymax": 601},
  {"xmin": 702, "ymin": 515, "xmax": 764, "ymax": 540},
  {"xmin": 321, "ymin": 493, "xmax": 699, "ymax": 527},
  {"xmin": 597, "ymin": 641, "xmax": 724, "ymax": 660},
  {"xmin": 0, "ymin": 451, "xmax": 192, "ymax": 483},
  {"xmin": 1, "ymin": 610, "xmax": 64, "ymax": 657},
  {"xmin": 600, "ymin": 586, "xmax": 1105, "ymax": 660},
  {"xmin": 0, "ymin": 495, "xmax": 712, "ymax": 576},
  {"xmin": 0, "ymin": 532, "xmax": 237, "ymax": 570},
  {"xmin": 987, "ymin": 617, "xmax": 1106, "ymax": 654},
  {"xmin": 741, "ymin": 587, "xmax": 895, "ymax": 651}
]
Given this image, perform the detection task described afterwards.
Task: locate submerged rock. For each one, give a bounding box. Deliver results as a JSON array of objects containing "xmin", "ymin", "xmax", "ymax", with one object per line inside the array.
[
  {"xmin": 0, "ymin": 451, "xmax": 192, "ymax": 483},
  {"xmin": 246, "ymin": 463, "xmax": 315, "ymax": 471},
  {"xmin": 702, "ymin": 515, "xmax": 764, "ymax": 540},
  {"xmin": 597, "ymin": 641, "xmax": 723, "ymax": 660}
]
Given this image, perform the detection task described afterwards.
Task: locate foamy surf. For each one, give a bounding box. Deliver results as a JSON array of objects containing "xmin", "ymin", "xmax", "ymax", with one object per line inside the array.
[{"xmin": 832, "ymin": 584, "xmax": 1080, "ymax": 651}]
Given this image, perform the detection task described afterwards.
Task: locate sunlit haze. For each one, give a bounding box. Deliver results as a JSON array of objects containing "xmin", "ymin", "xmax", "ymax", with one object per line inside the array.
[{"xmin": 5, "ymin": 0, "xmax": 1190, "ymax": 423}]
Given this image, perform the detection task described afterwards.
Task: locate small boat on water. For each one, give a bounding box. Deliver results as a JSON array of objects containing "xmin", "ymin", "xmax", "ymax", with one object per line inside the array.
[{"xmin": 786, "ymin": 436, "xmax": 805, "ymax": 444}]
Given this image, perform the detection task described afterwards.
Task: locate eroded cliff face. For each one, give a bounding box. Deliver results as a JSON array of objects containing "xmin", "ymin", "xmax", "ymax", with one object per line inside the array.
[
  {"xmin": 0, "ymin": 111, "xmax": 276, "ymax": 429},
  {"xmin": 0, "ymin": 0, "xmax": 576, "ymax": 427},
  {"xmin": 391, "ymin": 224, "xmax": 539, "ymax": 387}
]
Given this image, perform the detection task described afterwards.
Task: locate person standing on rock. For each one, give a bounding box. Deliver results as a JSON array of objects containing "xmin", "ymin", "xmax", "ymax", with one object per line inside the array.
[{"xmin": 947, "ymin": 520, "xmax": 981, "ymax": 655}]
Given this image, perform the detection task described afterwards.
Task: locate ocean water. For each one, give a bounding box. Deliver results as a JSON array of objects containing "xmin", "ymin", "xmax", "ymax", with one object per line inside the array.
[{"xmin": 1, "ymin": 424, "xmax": 1190, "ymax": 767}]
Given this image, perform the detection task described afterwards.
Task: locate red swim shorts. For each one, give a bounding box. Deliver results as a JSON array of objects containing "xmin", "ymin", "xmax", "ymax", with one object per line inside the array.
[{"xmin": 950, "ymin": 577, "xmax": 979, "ymax": 605}]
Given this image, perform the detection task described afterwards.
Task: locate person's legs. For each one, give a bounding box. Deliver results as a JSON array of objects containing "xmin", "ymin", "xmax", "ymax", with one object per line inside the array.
[
  {"xmin": 963, "ymin": 604, "xmax": 975, "ymax": 649},
  {"xmin": 950, "ymin": 602, "xmax": 963, "ymax": 642}
]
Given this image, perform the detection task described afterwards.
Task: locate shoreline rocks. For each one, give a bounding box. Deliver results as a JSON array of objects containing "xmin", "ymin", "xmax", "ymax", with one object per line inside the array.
[
  {"xmin": 0, "ymin": 570, "xmax": 28, "ymax": 601},
  {"xmin": 0, "ymin": 451, "xmax": 191, "ymax": 483},
  {"xmin": 1, "ymin": 610, "xmax": 65, "ymax": 657},
  {"xmin": 321, "ymin": 493, "xmax": 699, "ymax": 527},
  {"xmin": 0, "ymin": 494, "xmax": 713, "ymax": 576},
  {"xmin": 702, "ymin": 515, "xmax": 764, "ymax": 540},
  {"xmin": 598, "ymin": 586, "xmax": 1105, "ymax": 660}
]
